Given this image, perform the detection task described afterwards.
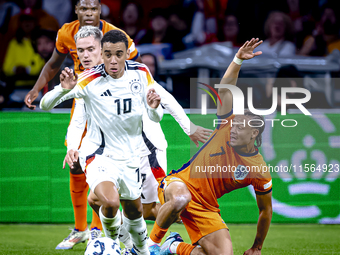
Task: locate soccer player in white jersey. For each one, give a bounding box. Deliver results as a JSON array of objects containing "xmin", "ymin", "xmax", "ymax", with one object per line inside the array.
[
  {"xmin": 63, "ymin": 26, "xmax": 212, "ymax": 254},
  {"xmin": 40, "ymin": 30, "xmax": 164, "ymax": 255}
]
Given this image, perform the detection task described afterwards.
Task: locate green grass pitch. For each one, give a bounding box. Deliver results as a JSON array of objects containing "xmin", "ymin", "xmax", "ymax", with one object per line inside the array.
[{"xmin": 0, "ymin": 224, "xmax": 339, "ymax": 254}]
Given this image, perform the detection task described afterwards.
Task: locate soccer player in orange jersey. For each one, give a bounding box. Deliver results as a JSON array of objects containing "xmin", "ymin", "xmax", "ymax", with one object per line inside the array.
[
  {"xmin": 23, "ymin": 0, "xmax": 141, "ymax": 250},
  {"xmin": 148, "ymin": 38, "xmax": 273, "ymax": 255}
]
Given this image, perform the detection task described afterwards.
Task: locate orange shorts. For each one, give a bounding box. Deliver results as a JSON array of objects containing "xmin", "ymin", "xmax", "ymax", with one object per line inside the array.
[{"xmin": 158, "ymin": 175, "xmax": 228, "ymax": 244}]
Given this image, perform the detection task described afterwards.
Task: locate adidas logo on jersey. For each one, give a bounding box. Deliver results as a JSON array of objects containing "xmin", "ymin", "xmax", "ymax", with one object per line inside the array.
[{"xmin": 101, "ymin": 89, "xmax": 112, "ymax": 96}]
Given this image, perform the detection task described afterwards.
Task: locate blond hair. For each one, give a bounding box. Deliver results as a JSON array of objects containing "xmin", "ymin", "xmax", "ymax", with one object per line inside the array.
[{"xmin": 74, "ymin": 26, "xmax": 103, "ymax": 43}]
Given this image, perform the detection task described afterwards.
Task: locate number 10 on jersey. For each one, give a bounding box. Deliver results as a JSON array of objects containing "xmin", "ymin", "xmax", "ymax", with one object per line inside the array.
[{"xmin": 114, "ymin": 98, "xmax": 132, "ymax": 115}]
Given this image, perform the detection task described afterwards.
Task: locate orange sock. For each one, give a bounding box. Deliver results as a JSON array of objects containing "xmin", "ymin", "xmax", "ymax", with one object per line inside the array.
[
  {"xmin": 177, "ymin": 242, "xmax": 195, "ymax": 255},
  {"xmin": 150, "ymin": 221, "xmax": 168, "ymax": 243},
  {"xmin": 90, "ymin": 209, "xmax": 102, "ymax": 230},
  {"xmin": 70, "ymin": 173, "xmax": 89, "ymax": 231}
]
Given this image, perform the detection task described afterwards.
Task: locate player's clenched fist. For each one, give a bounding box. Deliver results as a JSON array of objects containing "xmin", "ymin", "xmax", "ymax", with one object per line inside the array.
[
  {"xmin": 147, "ymin": 88, "xmax": 161, "ymax": 109},
  {"xmin": 60, "ymin": 67, "xmax": 78, "ymax": 90}
]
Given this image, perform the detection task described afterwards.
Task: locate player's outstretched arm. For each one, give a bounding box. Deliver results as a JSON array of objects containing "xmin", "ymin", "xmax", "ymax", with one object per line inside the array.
[
  {"xmin": 243, "ymin": 191, "xmax": 272, "ymax": 255},
  {"xmin": 218, "ymin": 38, "xmax": 263, "ymax": 116},
  {"xmin": 40, "ymin": 67, "xmax": 79, "ymax": 111},
  {"xmin": 152, "ymin": 83, "xmax": 213, "ymax": 147},
  {"xmin": 25, "ymin": 50, "xmax": 67, "ymax": 110}
]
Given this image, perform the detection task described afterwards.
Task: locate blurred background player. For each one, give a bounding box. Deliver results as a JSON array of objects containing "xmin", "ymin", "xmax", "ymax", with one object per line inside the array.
[
  {"xmin": 148, "ymin": 38, "xmax": 273, "ymax": 255},
  {"xmin": 63, "ymin": 25, "xmax": 212, "ymax": 254},
  {"xmin": 23, "ymin": 0, "xmax": 141, "ymax": 250},
  {"xmin": 2, "ymin": 9, "xmax": 45, "ymax": 108}
]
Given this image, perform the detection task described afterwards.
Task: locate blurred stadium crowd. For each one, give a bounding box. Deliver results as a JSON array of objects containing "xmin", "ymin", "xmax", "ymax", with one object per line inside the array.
[{"xmin": 0, "ymin": 0, "xmax": 340, "ymax": 109}]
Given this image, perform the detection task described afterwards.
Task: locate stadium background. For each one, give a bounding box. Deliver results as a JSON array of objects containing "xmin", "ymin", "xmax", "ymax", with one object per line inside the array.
[{"xmin": 0, "ymin": 1, "xmax": 340, "ymax": 253}]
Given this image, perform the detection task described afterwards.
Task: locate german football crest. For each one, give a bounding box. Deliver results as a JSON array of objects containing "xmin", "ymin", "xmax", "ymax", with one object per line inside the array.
[{"xmin": 130, "ymin": 79, "xmax": 142, "ymax": 94}]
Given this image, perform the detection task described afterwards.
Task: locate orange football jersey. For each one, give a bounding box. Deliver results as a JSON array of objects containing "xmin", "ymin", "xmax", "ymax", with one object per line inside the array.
[
  {"xmin": 55, "ymin": 19, "xmax": 139, "ymax": 75},
  {"xmin": 162, "ymin": 111, "xmax": 272, "ymax": 213}
]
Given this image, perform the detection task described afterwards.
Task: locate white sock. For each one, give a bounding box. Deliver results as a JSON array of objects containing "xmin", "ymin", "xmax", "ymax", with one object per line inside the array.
[
  {"xmin": 99, "ymin": 206, "xmax": 121, "ymax": 242},
  {"xmin": 170, "ymin": 241, "xmax": 181, "ymax": 254},
  {"xmin": 120, "ymin": 211, "xmax": 133, "ymax": 249},
  {"xmin": 123, "ymin": 214, "xmax": 149, "ymax": 255},
  {"xmin": 147, "ymin": 237, "xmax": 160, "ymax": 247}
]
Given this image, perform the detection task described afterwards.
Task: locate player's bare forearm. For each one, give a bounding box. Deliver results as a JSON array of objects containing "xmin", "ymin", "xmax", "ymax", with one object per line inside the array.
[
  {"xmin": 220, "ymin": 61, "xmax": 242, "ymax": 87},
  {"xmin": 252, "ymin": 208, "xmax": 272, "ymax": 250},
  {"xmin": 33, "ymin": 64, "xmax": 58, "ymax": 92},
  {"xmin": 217, "ymin": 61, "xmax": 242, "ymax": 115},
  {"xmin": 252, "ymin": 192, "xmax": 272, "ymax": 250},
  {"xmin": 33, "ymin": 50, "xmax": 66, "ymax": 92},
  {"xmin": 25, "ymin": 50, "xmax": 66, "ymax": 109},
  {"xmin": 217, "ymin": 38, "xmax": 263, "ymax": 115}
]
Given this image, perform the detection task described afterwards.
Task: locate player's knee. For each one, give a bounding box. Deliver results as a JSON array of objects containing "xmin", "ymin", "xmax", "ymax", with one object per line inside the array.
[
  {"xmin": 142, "ymin": 203, "xmax": 158, "ymax": 220},
  {"xmin": 124, "ymin": 201, "xmax": 143, "ymax": 220},
  {"xmin": 87, "ymin": 195, "xmax": 97, "ymax": 208},
  {"xmin": 165, "ymin": 183, "xmax": 191, "ymax": 212},
  {"xmin": 88, "ymin": 196, "xmax": 94, "ymax": 207},
  {"xmin": 142, "ymin": 208, "xmax": 153, "ymax": 220},
  {"xmin": 169, "ymin": 194, "xmax": 190, "ymax": 213},
  {"xmin": 172, "ymin": 190, "xmax": 191, "ymax": 212},
  {"xmin": 101, "ymin": 199, "xmax": 120, "ymax": 215}
]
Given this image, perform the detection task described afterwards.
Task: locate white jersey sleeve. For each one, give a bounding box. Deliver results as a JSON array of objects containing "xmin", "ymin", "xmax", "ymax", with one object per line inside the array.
[
  {"xmin": 140, "ymin": 66, "xmax": 163, "ymax": 123},
  {"xmin": 143, "ymin": 93, "xmax": 163, "ymax": 123},
  {"xmin": 152, "ymin": 82, "xmax": 197, "ymax": 136},
  {"xmin": 66, "ymin": 98, "xmax": 87, "ymax": 151},
  {"xmin": 40, "ymin": 84, "xmax": 84, "ymax": 111}
]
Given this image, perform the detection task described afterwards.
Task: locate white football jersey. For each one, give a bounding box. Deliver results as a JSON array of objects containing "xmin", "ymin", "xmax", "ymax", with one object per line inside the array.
[
  {"xmin": 40, "ymin": 61, "xmax": 163, "ymax": 166},
  {"xmin": 66, "ymin": 82, "xmax": 197, "ymax": 157},
  {"xmin": 140, "ymin": 83, "xmax": 197, "ymax": 157}
]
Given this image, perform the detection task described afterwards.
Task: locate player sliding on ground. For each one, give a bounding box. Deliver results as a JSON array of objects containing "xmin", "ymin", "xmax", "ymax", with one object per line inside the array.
[{"xmin": 148, "ymin": 38, "xmax": 273, "ymax": 255}]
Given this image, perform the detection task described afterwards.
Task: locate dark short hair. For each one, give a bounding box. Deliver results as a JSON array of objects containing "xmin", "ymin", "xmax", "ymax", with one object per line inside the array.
[
  {"xmin": 101, "ymin": 30, "xmax": 128, "ymax": 50},
  {"xmin": 76, "ymin": 0, "xmax": 101, "ymax": 4}
]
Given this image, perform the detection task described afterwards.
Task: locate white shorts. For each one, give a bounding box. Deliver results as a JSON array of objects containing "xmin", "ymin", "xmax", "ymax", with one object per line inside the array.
[
  {"xmin": 140, "ymin": 149, "xmax": 167, "ymax": 204},
  {"xmin": 83, "ymin": 154, "xmax": 142, "ymax": 201}
]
